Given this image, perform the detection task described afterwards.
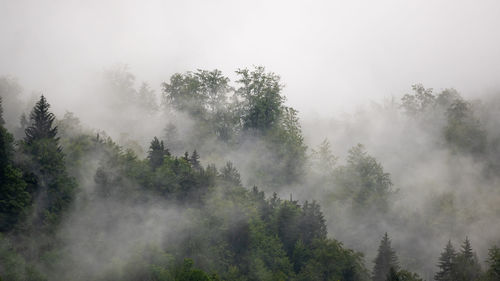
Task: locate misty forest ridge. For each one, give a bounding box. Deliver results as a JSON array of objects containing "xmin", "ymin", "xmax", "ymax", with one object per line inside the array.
[
  {"xmin": 1, "ymin": 66, "xmax": 500, "ymax": 281},
  {"xmin": 2, "ymin": 1, "xmax": 500, "ymax": 280}
]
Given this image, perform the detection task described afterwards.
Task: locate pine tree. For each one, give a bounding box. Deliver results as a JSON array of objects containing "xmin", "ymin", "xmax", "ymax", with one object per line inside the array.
[
  {"xmin": 386, "ymin": 267, "xmax": 400, "ymax": 281},
  {"xmin": 22, "ymin": 95, "xmax": 75, "ymax": 227},
  {"xmin": 435, "ymin": 240, "xmax": 456, "ymax": 281},
  {"xmin": 183, "ymin": 151, "xmax": 190, "ymax": 162},
  {"xmin": 485, "ymin": 245, "xmax": 500, "ymax": 281},
  {"xmin": 148, "ymin": 136, "xmax": 169, "ymax": 169},
  {"xmin": 220, "ymin": 161, "xmax": 241, "ymax": 186},
  {"xmin": 454, "ymin": 237, "xmax": 481, "ymax": 281},
  {"xmin": 190, "ymin": 150, "xmax": 200, "ymax": 170},
  {"xmin": 0, "ymin": 99, "xmax": 30, "ymax": 231},
  {"xmin": 373, "ymin": 233, "xmax": 399, "ymax": 281},
  {"xmin": 24, "ymin": 95, "xmax": 58, "ymax": 145},
  {"xmin": 300, "ymin": 200, "xmax": 327, "ymax": 245}
]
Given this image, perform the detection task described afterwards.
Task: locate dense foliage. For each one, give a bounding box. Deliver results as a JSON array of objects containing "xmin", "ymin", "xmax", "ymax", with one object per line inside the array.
[{"xmin": 1, "ymin": 70, "xmax": 500, "ymax": 281}]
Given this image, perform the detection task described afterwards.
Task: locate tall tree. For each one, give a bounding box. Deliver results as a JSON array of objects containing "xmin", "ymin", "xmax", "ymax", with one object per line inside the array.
[
  {"xmin": 373, "ymin": 233, "xmax": 399, "ymax": 281},
  {"xmin": 148, "ymin": 137, "xmax": 169, "ymax": 169},
  {"xmin": 485, "ymin": 245, "xmax": 500, "ymax": 281},
  {"xmin": 190, "ymin": 150, "xmax": 200, "ymax": 170},
  {"xmin": 434, "ymin": 240, "xmax": 456, "ymax": 281},
  {"xmin": 335, "ymin": 144, "xmax": 393, "ymax": 213},
  {"xmin": 24, "ymin": 95, "xmax": 58, "ymax": 145},
  {"xmin": 0, "ymin": 99, "xmax": 30, "ymax": 231},
  {"xmin": 444, "ymin": 99, "xmax": 486, "ymax": 156},
  {"xmin": 137, "ymin": 82, "xmax": 159, "ymax": 113},
  {"xmin": 23, "ymin": 95, "xmax": 76, "ymax": 227},
  {"xmin": 454, "ymin": 237, "xmax": 481, "ymax": 281}
]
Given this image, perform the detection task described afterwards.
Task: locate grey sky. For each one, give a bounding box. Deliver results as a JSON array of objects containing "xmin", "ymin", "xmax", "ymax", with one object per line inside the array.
[{"xmin": 1, "ymin": 0, "xmax": 500, "ymax": 116}]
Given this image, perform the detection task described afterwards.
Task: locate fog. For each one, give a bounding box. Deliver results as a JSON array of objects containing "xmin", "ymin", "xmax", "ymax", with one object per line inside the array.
[
  {"xmin": 2, "ymin": 1, "xmax": 500, "ymax": 280},
  {"xmin": 2, "ymin": 0, "xmax": 500, "ymax": 116}
]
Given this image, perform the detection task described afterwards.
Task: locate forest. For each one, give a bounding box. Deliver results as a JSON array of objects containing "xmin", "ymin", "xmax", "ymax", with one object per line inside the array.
[{"xmin": 1, "ymin": 66, "xmax": 500, "ymax": 281}]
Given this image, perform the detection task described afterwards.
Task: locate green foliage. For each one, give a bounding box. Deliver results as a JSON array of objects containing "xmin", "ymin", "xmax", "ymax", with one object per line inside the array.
[
  {"xmin": 148, "ymin": 137, "xmax": 170, "ymax": 169},
  {"xmin": 396, "ymin": 269, "xmax": 423, "ymax": 281},
  {"xmin": 0, "ymin": 102, "xmax": 30, "ymax": 231},
  {"xmin": 21, "ymin": 96, "xmax": 76, "ymax": 228},
  {"xmin": 373, "ymin": 233, "xmax": 399, "ymax": 281},
  {"xmin": 435, "ymin": 240, "xmax": 457, "ymax": 281},
  {"xmin": 386, "ymin": 267, "xmax": 400, "ymax": 281},
  {"xmin": 401, "ymin": 84, "xmax": 436, "ymax": 115},
  {"xmin": 453, "ymin": 237, "xmax": 481, "ymax": 281},
  {"xmin": 335, "ymin": 144, "xmax": 393, "ymax": 213},
  {"xmin": 485, "ymin": 245, "xmax": 500, "ymax": 281},
  {"xmin": 0, "ymin": 235, "xmax": 46, "ymax": 281},
  {"xmin": 236, "ymin": 66, "xmax": 284, "ymax": 131},
  {"xmin": 444, "ymin": 99, "xmax": 487, "ymax": 155},
  {"xmin": 24, "ymin": 95, "xmax": 58, "ymax": 145}
]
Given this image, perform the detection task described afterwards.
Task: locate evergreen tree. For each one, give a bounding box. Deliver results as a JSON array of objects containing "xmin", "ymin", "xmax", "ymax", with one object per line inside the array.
[
  {"xmin": 0, "ymin": 100, "xmax": 30, "ymax": 231},
  {"xmin": 454, "ymin": 237, "xmax": 481, "ymax": 281},
  {"xmin": 190, "ymin": 150, "xmax": 200, "ymax": 170},
  {"xmin": 22, "ymin": 95, "xmax": 75, "ymax": 227},
  {"xmin": 24, "ymin": 95, "xmax": 58, "ymax": 145},
  {"xmin": 148, "ymin": 136, "xmax": 169, "ymax": 169},
  {"xmin": 220, "ymin": 161, "xmax": 241, "ymax": 186},
  {"xmin": 434, "ymin": 240, "xmax": 456, "ymax": 281},
  {"xmin": 300, "ymin": 200, "xmax": 327, "ymax": 245},
  {"xmin": 373, "ymin": 233, "xmax": 399, "ymax": 281},
  {"xmin": 386, "ymin": 267, "xmax": 400, "ymax": 281},
  {"xmin": 485, "ymin": 245, "xmax": 500, "ymax": 281}
]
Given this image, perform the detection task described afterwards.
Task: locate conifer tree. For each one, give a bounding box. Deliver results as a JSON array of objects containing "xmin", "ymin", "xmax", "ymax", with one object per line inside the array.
[
  {"xmin": 434, "ymin": 240, "xmax": 456, "ymax": 281},
  {"xmin": 148, "ymin": 136, "xmax": 169, "ymax": 169},
  {"xmin": 220, "ymin": 161, "xmax": 241, "ymax": 186},
  {"xmin": 386, "ymin": 267, "xmax": 400, "ymax": 281},
  {"xmin": 22, "ymin": 95, "xmax": 75, "ymax": 227},
  {"xmin": 0, "ymin": 99, "xmax": 30, "ymax": 231},
  {"xmin": 183, "ymin": 151, "xmax": 190, "ymax": 162},
  {"xmin": 190, "ymin": 150, "xmax": 200, "ymax": 170},
  {"xmin": 24, "ymin": 95, "xmax": 58, "ymax": 145},
  {"xmin": 373, "ymin": 233, "xmax": 399, "ymax": 281},
  {"xmin": 485, "ymin": 245, "xmax": 500, "ymax": 281},
  {"xmin": 454, "ymin": 237, "xmax": 481, "ymax": 281}
]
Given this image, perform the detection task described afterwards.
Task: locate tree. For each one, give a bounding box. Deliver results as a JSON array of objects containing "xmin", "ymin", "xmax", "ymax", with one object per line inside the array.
[
  {"xmin": 220, "ymin": 162, "xmax": 241, "ymax": 186},
  {"xmin": 236, "ymin": 66, "xmax": 285, "ymax": 131},
  {"xmin": 485, "ymin": 245, "xmax": 500, "ymax": 281},
  {"xmin": 386, "ymin": 267, "xmax": 400, "ymax": 281},
  {"xmin": 24, "ymin": 95, "xmax": 58, "ymax": 145},
  {"xmin": 434, "ymin": 240, "xmax": 456, "ymax": 281},
  {"xmin": 0, "ymin": 100, "xmax": 30, "ymax": 231},
  {"xmin": 299, "ymin": 201, "xmax": 327, "ymax": 245},
  {"xmin": 444, "ymin": 99, "xmax": 486, "ymax": 156},
  {"xmin": 373, "ymin": 233, "xmax": 399, "ymax": 281},
  {"xmin": 22, "ymin": 95, "xmax": 76, "ymax": 227},
  {"xmin": 137, "ymin": 82, "xmax": 159, "ymax": 113},
  {"xmin": 453, "ymin": 237, "xmax": 481, "ymax": 281},
  {"xmin": 400, "ymin": 84, "xmax": 435, "ymax": 116},
  {"xmin": 190, "ymin": 150, "xmax": 200, "ymax": 170},
  {"xmin": 335, "ymin": 144, "xmax": 393, "ymax": 213},
  {"xmin": 148, "ymin": 137, "xmax": 169, "ymax": 169},
  {"xmin": 397, "ymin": 270, "xmax": 423, "ymax": 281}
]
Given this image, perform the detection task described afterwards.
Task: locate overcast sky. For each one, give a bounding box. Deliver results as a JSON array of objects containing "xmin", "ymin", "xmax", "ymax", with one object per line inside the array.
[{"xmin": 1, "ymin": 0, "xmax": 500, "ymax": 116}]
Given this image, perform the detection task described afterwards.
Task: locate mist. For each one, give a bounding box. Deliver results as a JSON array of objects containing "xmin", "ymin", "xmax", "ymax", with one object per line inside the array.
[{"xmin": 2, "ymin": 1, "xmax": 500, "ymax": 281}]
